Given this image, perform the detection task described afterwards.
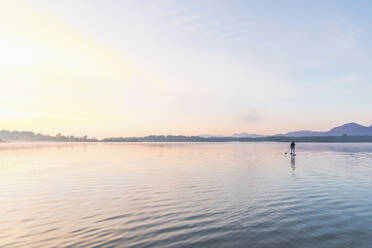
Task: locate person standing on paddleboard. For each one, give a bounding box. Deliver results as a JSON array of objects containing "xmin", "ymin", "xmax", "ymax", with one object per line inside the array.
[{"xmin": 290, "ymin": 141, "xmax": 295, "ymax": 155}]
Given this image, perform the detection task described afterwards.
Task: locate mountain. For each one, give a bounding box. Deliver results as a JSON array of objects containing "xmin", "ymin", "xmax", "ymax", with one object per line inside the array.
[
  {"xmin": 203, "ymin": 123, "xmax": 372, "ymax": 139},
  {"xmin": 280, "ymin": 122, "xmax": 372, "ymax": 137},
  {"xmin": 326, "ymin": 122, "xmax": 372, "ymax": 136},
  {"xmin": 232, "ymin": 132, "xmax": 264, "ymax": 138}
]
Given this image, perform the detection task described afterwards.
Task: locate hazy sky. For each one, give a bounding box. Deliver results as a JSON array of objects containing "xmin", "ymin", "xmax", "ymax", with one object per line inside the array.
[{"xmin": 1, "ymin": 0, "xmax": 372, "ymax": 137}]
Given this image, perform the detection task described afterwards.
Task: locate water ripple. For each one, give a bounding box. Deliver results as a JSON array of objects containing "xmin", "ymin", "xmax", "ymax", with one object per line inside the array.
[{"xmin": 1, "ymin": 142, "xmax": 372, "ymax": 247}]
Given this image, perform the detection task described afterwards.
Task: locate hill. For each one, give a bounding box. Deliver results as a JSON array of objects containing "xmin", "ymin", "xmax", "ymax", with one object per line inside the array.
[{"xmin": 279, "ymin": 122, "xmax": 372, "ymax": 137}]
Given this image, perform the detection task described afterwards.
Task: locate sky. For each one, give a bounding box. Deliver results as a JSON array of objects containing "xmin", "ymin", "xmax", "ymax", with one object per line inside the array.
[{"xmin": 1, "ymin": 0, "xmax": 372, "ymax": 138}]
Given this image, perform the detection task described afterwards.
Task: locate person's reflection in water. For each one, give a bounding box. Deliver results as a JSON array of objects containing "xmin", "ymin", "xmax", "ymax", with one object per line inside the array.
[{"xmin": 290, "ymin": 156, "xmax": 296, "ymax": 171}]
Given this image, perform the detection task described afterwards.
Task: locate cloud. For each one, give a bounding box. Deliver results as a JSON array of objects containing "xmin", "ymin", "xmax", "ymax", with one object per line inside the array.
[{"xmin": 238, "ymin": 110, "xmax": 262, "ymax": 123}]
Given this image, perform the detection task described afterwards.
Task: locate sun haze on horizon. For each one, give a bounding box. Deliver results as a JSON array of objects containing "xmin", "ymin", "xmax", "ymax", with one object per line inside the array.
[{"xmin": 1, "ymin": 0, "xmax": 372, "ymax": 138}]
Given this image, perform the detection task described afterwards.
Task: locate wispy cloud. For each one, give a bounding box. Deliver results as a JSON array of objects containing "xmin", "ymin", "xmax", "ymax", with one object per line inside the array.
[
  {"xmin": 2, "ymin": 0, "xmax": 372, "ymax": 135},
  {"xmin": 238, "ymin": 110, "xmax": 262, "ymax": 123}
]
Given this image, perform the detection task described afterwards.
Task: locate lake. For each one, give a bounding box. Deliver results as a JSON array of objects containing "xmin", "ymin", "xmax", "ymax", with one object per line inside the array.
[{"xmin": 1, "ymin": 142, "xmax": 372, "ymax": 247}]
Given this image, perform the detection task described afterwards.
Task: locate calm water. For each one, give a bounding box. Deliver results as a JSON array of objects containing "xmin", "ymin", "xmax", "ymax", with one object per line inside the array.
[{"xmin": 1, "ymin": 142, "xmax": 372, "ymax": 248}]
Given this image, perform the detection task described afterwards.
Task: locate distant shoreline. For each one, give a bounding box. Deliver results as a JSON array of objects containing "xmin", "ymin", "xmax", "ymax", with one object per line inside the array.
[
  {"xmin": 101, "ymin": 136, "xmax": 372, "ymax": 143},
  {"xmin": 2, "ymin": 122, "xmax": 372, "ymax": 143},
  {"xmin": 3, "ymin": 136, "xmax": 372, "ymax": 143},
  {"xmin": 2, "ymin": 130, "xmax": 372, "ymax": 143}
]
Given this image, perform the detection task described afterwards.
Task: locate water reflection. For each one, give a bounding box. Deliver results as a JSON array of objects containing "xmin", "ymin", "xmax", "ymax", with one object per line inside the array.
[
  {"xmin": 1, "ymin": 142, "xmax": 372, "ymax": 248},
  {"xmin": 290, "ymin": 156, "xmax": 296, "ymax": 170}
]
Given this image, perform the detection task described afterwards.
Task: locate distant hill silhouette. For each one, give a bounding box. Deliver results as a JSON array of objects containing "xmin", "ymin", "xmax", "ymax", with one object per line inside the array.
[
  {"xmin": 278, "ymin": 122, "xmax": 372, "ymax": 137},
  {"xmin": 326, "ymin": 123, "xmax": 372, "ymax": 136},
  {"xmin": 226, "ymin": 122, "xmax": 372, "ymax": 137}
]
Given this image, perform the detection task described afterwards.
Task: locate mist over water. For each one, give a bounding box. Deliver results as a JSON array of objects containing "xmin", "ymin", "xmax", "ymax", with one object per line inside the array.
[{"xmin": 1, "ymin": 142, "xmax": 372, "ymax": 247}]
